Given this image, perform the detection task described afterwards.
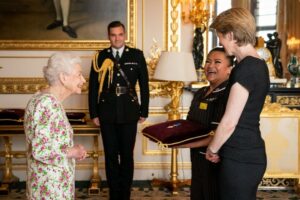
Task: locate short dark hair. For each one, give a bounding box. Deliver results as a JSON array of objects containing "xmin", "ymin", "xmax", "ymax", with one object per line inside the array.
[
  {"xmin": 208, "ymin": 47, "xmax": 235, "ymax": 66},
  {"xmin": 107, "ymin": 21, "xmax": 126, "ymax": 33}
]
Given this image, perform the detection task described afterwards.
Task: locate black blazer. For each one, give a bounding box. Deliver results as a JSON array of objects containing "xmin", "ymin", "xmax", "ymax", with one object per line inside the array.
[{"xmin": 88, "ymin": 46, "xmax": 149, "ymax": 123}]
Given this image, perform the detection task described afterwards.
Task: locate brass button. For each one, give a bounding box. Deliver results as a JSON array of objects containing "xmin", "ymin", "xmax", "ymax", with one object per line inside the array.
[
  {"xmin": 117, "ymin": 83, "xmax": 120, "ymax": 86},
  {"xmin": 117, "ymin": 73, "xmax": 120, "ymax": 76}
]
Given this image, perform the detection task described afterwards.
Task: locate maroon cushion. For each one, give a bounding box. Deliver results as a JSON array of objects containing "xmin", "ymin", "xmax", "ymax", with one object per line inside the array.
[
  {"xmin": 142, "ymin": 119, "xmax": 212, "ymax": 148},
  {"xmin": 0, "ymin": 109, "xmax": 25, "ymax": 125},
  {"xmin": 0, "ymin": 110, "xmax": 87, "ymax": 125},
  {"xmin": 66, "ymin": 112, "xmax": 86, "ymax": 125}
]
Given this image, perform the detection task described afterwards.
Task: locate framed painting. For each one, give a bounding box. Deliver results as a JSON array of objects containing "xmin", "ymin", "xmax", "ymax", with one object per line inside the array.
[{"xmin": 0, "ymin": 0, "xmax": 136, "ymax": 50}]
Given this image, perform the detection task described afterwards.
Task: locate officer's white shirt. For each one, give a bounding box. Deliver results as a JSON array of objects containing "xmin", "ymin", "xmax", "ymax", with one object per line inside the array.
[{"xmin": 112, "ymin": 46, "xmax": 125, "ymax": 58}]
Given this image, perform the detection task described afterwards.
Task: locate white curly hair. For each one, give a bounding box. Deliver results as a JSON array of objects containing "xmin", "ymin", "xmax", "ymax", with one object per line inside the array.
[{"xmin": 43, "ymin": 52, "xmax": 82, "ymax": 85}]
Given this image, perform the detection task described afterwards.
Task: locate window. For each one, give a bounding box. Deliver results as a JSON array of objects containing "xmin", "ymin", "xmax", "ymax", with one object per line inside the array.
[
  {"xmin": 208, "ymin": 0, "xmax": 231, "ymax": 49},
  {"xmin": 253, "ymin": 0, "xmax": 278, "ymax": 41},
  {"xmin": 209, "ymin": 0, "xmax": 278, "ymax": 48}
]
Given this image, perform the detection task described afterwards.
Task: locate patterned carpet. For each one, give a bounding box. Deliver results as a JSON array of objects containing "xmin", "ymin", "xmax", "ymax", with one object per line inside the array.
[{"xmin": 1, "ymin": 186, "xmax": 300, "ymax": 199}]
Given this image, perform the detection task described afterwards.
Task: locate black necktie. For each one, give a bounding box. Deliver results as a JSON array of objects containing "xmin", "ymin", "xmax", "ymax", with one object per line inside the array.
[{"xmin": 115, "ymin": 51, "xmax": 120, "ymax": 61}]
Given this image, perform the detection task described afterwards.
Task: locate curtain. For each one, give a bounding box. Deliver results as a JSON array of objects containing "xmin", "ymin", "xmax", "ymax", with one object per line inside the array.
[
  {"xmin": 277, "ymin": 0, "xmax": 300, "ymax": 77},
  {"xmin": 231, "ymin": 0, "xmax": 250, "ymax": 9},
  {"xmin": 230, "ymin": 0, "xmax": 300, "ymax": 78}
]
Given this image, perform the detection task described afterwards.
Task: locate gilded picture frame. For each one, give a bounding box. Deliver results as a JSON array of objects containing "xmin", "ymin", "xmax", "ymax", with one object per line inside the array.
[{"xmin": 0, "ymin": 0, "xmax": 136, "ymax": 50}]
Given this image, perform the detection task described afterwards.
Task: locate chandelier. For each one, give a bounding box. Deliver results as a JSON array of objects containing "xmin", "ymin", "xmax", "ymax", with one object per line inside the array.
[
  {"xmin": 180, "ymin": 0, "xmax": 215, "ymax": 69},
  {"xmin": 287, "ymin": 36, "xmax": 300, "ymax": 53}
]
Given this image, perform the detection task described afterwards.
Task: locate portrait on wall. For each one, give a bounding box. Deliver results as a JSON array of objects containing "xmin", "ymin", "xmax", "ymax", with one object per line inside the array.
[{"xmin": 0, "ymin": 0, "xmax": 136, "ymax": 50}]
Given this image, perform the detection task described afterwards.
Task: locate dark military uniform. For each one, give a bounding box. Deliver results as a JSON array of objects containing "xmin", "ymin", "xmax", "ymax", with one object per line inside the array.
[
  {"xmin": 187, "ymin": 80, "xmax": 229, "ymax": 200},
  {"xmin": 88, "ymin": 46, "xmax": 149, "ymax": 200}
]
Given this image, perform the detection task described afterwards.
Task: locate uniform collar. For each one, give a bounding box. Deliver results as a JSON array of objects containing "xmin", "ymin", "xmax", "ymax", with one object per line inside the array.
[
  {"xmin": 211, "ymin": 80, "xmax": 228, "ymax": 93},
  {"xmin": 111, "ymin": 46, "xmax": 125, "ymax": 57}
]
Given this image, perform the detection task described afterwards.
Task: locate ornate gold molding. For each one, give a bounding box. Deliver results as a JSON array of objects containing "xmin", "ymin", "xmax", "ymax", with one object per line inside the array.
[
  {"xmin": 263, "ymin": 95, "xmax": 300, "ymax": 113},
  {"xmin": 146, "ymin": 40, "xmax": 162, "ymax": 79},
  {"xmin": 0, "ymin": 78, "xmax": 89, "ymax": 94},
  {"xmin": 259, "ymin": 178, "xmax": 297, "ymax": 189},
  {"xmin": 262, "ymin": 103, "xmax": 300, "ymax": 114},
  {"xmin": 276, "ymin": 96, "xmax": 300, "ymax": 107},
  {"xmin": 169, "ymin": 0, "xmax": 179, "ymax": 51},
  {"xmin": 149, "ymin": 81, "xmax": 173, "ymax": 98},
  {"xmin": 128, "ymin": 0, "xmax": 137, "ymax": 48},
  {"xmin": 2, "ymin": 161, "xmax": 191, "ymax": 170},
  {"xmin": 0, "ymin": 41, "xmax": 110, "ymax": 51},
  {"xmin": 0, "ymin": 78, "xmax": 47, "ymax": 94},
  {"xmin": 0, "ymin": 78, "xmax": 172, "ymax": 96}
]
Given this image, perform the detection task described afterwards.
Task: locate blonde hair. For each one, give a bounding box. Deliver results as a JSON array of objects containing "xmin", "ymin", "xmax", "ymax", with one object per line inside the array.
[
  {"xmin": 210, "ymin": 8, "xmax": 256, "ymax": 46},
  {"xmin": 43, "ymin": 52, "xmax": 81, "ymax": 85}
]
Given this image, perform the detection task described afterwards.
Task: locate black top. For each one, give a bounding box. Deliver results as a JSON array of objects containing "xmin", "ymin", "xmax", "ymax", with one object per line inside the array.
[
  {"xmin": 221, "ymin": 56, "xmax": 270, "ymax": 164},
  {"xmin": 187, "ymin": 80, "xmax": 229, "ymax": 129},
  {"xmin": 187, "ymin": 81, "xmax": 229, "ymax": 151},
  {"xmin": 88, "ymin": 46, "xmax": 149, "ymax": 123}
]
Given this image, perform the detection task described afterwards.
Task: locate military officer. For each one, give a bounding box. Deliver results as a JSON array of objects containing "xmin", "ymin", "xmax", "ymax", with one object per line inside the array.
[{"xmin": 88, "ymin": 21, "xmax": 149, "ymax": 200}]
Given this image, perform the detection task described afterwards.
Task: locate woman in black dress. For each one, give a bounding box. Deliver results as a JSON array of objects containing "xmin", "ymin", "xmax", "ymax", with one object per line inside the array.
[
  {"xmin": 176, "ymin": 47, "xmax": 234, "ymax": 200},
  {"xmin": 206, "ymin": 8, "xmax": 270, "ymax": 200}
]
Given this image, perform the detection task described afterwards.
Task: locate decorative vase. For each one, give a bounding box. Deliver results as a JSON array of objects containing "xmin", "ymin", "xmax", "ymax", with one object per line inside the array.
[{"xmin": 287, "ymin": 55, "xmax": 300, "ymax": 87}]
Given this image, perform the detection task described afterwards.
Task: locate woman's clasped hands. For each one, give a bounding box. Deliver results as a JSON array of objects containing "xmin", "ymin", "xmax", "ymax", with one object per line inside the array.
[
  {"xmin": 67, "ymin": 144, "xmax": 87, "ymax": 161},
  {"xmin": 205, "ymin": 148, "xmax": 220, "ymax": 163}
]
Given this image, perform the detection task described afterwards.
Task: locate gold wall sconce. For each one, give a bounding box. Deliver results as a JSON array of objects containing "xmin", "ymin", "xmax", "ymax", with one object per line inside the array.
[{"xmin": 180, "ymin": 0, "xmax": 215, "ymax": 71}]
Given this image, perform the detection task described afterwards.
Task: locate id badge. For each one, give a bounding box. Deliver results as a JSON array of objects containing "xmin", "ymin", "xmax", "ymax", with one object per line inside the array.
[{"xmin": 199, "ymin": 102, "xmax": 208, "ymax": 110}]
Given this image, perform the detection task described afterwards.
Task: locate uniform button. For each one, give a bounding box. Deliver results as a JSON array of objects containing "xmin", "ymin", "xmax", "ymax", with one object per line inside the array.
[
  {"xmin": 117, "ymin": 73, "xmax": 120, "ymax": 76},
  {"xmin": 131, "ymin": 99, "xmax": 134, "ymax": 102},
  {"xmin": 130, "ymin": 68, "xmax": 133, "ymax": 71},
  {"xmin": 102, "ymin": 99, "xmax": 105, "ymax": 102},
  {"xmin": 118, "ymin": 64, "xmax": 121, "ymax": 67},
  {"xmin": 117, "ymin": 83, "xmax": 120, "ymax": 86}
]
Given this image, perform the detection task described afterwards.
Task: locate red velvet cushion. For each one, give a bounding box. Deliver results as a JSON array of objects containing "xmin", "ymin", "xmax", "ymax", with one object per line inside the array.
[
  {"xmin": 0, "ymin": 110, "xmax": 86, "ymax": 125},
  {"xmin": 66, "ymin": 112, "xmax": 86, "ymax": 125},
  {"xmin": 0, "ymin": 109, "xmax": 25, "ymax": 125},
  {"xmin": 142, "ymin": 119, "xmax": 213, "ymax": 148}
]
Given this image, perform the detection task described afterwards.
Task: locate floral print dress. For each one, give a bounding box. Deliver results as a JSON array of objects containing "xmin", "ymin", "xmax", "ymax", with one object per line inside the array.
[{"xmin": 24, "ymin": 92, "xmax": 75, "ymax": 200}]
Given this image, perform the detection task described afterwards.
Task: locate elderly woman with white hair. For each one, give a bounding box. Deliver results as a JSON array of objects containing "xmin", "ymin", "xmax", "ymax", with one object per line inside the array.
[{"xmin": 24, "ymin": 52, "xmax": 87, "ymax": 199}]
